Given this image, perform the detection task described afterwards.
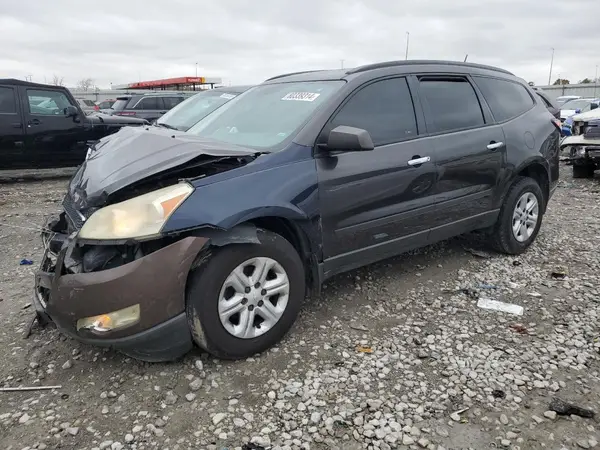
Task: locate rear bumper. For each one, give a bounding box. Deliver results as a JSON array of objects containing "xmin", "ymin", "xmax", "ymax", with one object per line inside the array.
[{"xmin": 34, "ymin": 224, "xmax": 208, "ymax": 361}]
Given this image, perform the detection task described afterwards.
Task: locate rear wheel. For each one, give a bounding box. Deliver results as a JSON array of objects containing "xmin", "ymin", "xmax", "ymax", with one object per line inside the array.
[
  {"xmin": 490, "ymin": 176, "xmax": 544, "ymax": 255},
  {"xmin": 572, "ymin": 164, "xmax": 595, "ymax": 179},
  {"xmin": 186, "ymin": 230, "xmax": 305, "ymax": 359}
]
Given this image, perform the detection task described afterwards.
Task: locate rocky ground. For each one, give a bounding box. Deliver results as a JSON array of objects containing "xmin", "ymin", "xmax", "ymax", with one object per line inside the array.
[{"xmin": 0, "ymin": 165, "xmax": 599, "ymax": 450}]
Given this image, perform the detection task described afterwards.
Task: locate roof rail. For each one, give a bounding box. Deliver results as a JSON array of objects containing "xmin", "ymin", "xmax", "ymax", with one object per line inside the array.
[
  {"xmin": 265, "ymin": 70, "xmax": 327, "ymax": 82},
  {"xmin": 346, "ymin": 60, "xmax": 514, "ymax": 76}
]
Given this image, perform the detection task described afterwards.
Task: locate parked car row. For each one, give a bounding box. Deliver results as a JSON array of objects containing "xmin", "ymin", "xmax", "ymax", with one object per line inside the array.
[{"xmin": 31, "ymin": 60, "xmax": 560, "ymax": 362}]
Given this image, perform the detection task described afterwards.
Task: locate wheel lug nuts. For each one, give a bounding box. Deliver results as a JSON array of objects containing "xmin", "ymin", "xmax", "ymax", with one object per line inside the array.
[
  {"xmin": 261, "ymin": 289, "xmax": 267, "ymax": 295},
  {"xmin": 244, "ymin": 287, "xmax": 251, "ymax": 293},
  {"xmin": 258, "ymin": 300, "xmax": 264, "ymax": 306},
  {"xmin": 248, "ymin": 305, "xmax": 254, "ymax": 311},
  {"xmin": 241, "ymin": 298, "xmax": 248, "ymax": 305},
  {"xmin": 254, "ymin": 282, "xmax": 260, "ymax": 288}
]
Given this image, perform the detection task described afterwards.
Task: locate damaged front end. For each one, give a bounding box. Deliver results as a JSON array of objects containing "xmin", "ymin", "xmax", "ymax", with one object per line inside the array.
[
  {"xmin": 33, "ymin": 126, "xmax": 263, "ymax": 361},
  {"xmin": 561, "ymin": 118, "xmax": 600, "ymax": 169}
]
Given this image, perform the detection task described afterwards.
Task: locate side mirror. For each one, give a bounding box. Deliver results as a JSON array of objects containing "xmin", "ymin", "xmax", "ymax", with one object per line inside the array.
[
  {"xmin": 64, "ymin": 105, "xmax": 79, "ymax": 118},
  {"xmin": 575, "ymin": 108, "xmax": 582, "ymax": 114},
  {"xmin": 591, "ymin": 103, "xmax": 598, "ymax": 110},
  {"xmin": 326, "ymin": 125, "xmax": 374, "ymax": 152}
]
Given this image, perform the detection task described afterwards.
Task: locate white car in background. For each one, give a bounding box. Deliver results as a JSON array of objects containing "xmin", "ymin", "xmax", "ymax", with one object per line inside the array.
[
  {"xmin": 559, "ymin": 98, "xmax": 600, "ymax": 121},
  {"xmin": 556, "ymin": 95, "xmax": 581, "ymax": 105}
]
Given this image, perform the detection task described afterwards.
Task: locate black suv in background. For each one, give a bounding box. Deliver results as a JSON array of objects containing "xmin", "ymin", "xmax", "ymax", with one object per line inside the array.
[
  {"xmin": 0, "ymin": 79, "xmax": 148, "ymax": 169},
  {"xmin": 109, "ymin": 92, "xmax": 194, "ymax": 122},
  {"xmin": 35, "ymin": 61, "xmax": 560, "ymax": 361}
]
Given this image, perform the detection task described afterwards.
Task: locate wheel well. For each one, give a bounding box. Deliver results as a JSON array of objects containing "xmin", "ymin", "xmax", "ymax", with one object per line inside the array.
[
  {"xmin": 518, "ymin": 163, "xmax": 549, "ymax": 211},
  {"xmin": 248, "ymin": 216, "xmax": 319, "ymax": 297}
]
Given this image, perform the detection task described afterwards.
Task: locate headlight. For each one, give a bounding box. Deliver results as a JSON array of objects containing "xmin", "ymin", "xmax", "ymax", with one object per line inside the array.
[
  {"xmin": 78, "ymin": 183, "xmax": 193, "ymax": 240},
  {"xmin": 77, "ymin": 304, "xmax": 140, "ymax": 333}
]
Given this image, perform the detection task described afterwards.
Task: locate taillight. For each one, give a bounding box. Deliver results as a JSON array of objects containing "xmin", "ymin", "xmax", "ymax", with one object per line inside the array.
[
  {"xmin": 94, "ymin": 105, "xmax": 99, "ymax": 110},
  {"xmin": 551, "ymin": 118, "xmax": 562, "ymax": 131}
]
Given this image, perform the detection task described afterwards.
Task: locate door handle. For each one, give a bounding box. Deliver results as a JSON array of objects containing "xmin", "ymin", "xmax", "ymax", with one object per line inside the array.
[
  {"xmin": 407, "ymin": 156, "xmax": 431, "ymax": 166},
  {"xmin": 11, "ymin": 122, "xmax": 22, "ymax": 129},
  {"xmin": 28, "ymin": 119, "xmax": 41, "ymax": 126},
  {"xmin": 487, "ymin": 141, "xmax": 504, "ymax": 150}
]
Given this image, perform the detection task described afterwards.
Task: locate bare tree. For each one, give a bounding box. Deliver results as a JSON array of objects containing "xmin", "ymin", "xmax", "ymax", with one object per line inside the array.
[
  {"xmin": 51, "ymin": 74, "xmax": 65, "ymax": 86},
  {"xmin": 76, "ymin": 78, "xmax": 95, "ymax": 91}
]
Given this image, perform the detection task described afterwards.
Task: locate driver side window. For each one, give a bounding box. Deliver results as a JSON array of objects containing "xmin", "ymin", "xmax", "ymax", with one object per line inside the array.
[
  {"xmin": 329, "ymin": 77, "xmax": 418, "ymax": 146},
  {"xmin": 27, "ymin": 89, "xmax": 74, "ymax": 116}
]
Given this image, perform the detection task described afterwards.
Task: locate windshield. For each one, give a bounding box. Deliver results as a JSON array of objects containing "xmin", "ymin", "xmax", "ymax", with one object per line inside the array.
[
  {"xmin": 557, "ymin": 97, "xmax": 580, "ymax": 104},
  {"xmin": 157, "ymin": 90, "xmax": 240, "ymax": 131},
  {"xmin": 561, "ymin": 99, "xmax": 591, "ymax": 110},
  {"xmin": 187, "ymin": 81, "xmax": 345, "ymax": 150}
]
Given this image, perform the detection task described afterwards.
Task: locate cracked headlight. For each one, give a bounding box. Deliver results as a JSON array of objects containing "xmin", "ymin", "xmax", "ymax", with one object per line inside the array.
[{"xmin": 78, "ymin": 183, "xmax": 194, "ymax": 240}]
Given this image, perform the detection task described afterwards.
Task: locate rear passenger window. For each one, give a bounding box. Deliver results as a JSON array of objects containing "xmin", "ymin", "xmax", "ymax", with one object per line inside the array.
[
  {"xmin": 0, "ymin": 87, "xmax": 16, "ymax": 113},
  {"xmin": 474, "ymin": 77, "xmax": 534, "ymax": 122},
  {"xmin": 330, "ymin": 78, "xmax": 417, "ymax": 146},
  {"xmin": 135, "ymin": 97, "xmax": 161, "ymax": 110},
  {"xmin": 163, "ymin": 97, "xmax": 183, "ymax": 109},
  {"xmin": 418, "ymin": 77, "xmax": 484, "ymax": 133}
]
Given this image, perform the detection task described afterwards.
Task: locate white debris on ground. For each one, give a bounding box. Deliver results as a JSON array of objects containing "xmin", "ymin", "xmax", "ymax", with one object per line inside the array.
[{"xmin": 0, "ymin": 168, "xmax": 599, "ymax": 450}]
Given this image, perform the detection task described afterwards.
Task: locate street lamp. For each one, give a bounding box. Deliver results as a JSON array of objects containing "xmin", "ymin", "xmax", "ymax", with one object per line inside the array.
[
  {"xmin": 405, "ymin": 32, "xmax": 410, "ymax": 60},
  {"xmin": 548, "ymin": 48, "xmax": 554, "ymax": 86}
]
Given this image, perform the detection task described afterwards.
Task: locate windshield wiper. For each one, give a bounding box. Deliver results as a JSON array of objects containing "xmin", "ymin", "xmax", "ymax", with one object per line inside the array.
[{"xmin": 156, "ymin": 122, "xmax": 178, "ymax": 131}]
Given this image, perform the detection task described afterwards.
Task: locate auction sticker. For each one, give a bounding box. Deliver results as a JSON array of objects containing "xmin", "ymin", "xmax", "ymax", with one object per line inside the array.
[{"xmin": 281, "ymin": 92, "xmax": 321, "ymax": 102}]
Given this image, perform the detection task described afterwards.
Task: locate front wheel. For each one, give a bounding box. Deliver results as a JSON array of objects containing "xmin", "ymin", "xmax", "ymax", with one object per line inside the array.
[
  {"xmin": 490, "ymin": 176, "xmax": 544, "ymax": 255},
  {"xmin": 186, "ymin": 230, "xmax": 305, "ymax": 359}
]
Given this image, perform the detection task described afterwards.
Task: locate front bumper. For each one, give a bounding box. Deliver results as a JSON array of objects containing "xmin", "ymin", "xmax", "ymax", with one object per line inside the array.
[{"xmin": 34, "ymin": 223, "xmax": 208, "ymax": 361}]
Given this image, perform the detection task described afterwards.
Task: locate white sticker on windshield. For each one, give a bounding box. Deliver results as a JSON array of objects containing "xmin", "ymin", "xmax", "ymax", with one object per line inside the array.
[
  {"xmin": 281, "ymin": 92, "xmax": 320, "ymax": 102},
  {"xmin": 220, "ymin": 93, "xmax": 236, "ymax": 100}
]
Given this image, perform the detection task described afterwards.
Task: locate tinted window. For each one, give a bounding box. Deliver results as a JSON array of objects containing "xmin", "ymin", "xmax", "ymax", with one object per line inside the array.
[
  {"xmin": 162, "ymin": 97, "xmax": 183, "ymax": 109},
  {"xmin": 111, "ymin": 98, "xmax": 130, "ymax": 111},
  {"xmin": 27, "ymin": 89, "xmax": 74, "ymax": 115},
  {"xmin": 474, "ymin": 77, "xmax": 534, "ymax": 122},
  {"xmin": 0, "ymin": 87, "xmax": 16, "ymax": 113},
  {"xmin": 135, "ymin": 97, "xmax": 162, "ymax": 110},
  {"xmin": 330, "ymin": 78, "xmax": 417, "ymax": 145},
  {"xmin": 536, "ymin": 93, "xmax": 552, "ymax": 108},
  {"xmin": 419, "ymin": 78, "xmax": 484, "ymax": 133}
]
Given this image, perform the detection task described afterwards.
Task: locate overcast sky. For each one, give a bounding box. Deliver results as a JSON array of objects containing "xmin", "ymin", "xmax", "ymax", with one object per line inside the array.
[{"xmin": 0, "ymin": 0, "xmax": 598, "ymax": 88}]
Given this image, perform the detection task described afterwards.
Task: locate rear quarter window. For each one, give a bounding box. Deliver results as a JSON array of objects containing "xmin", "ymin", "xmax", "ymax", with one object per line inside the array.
[
  {"xmin": 0, "ymin": 87, "xmax": 17, "ymax": 113},
  {"xmin": 473, "ymin": 77, "xmax": 534, "ymax": 122}
]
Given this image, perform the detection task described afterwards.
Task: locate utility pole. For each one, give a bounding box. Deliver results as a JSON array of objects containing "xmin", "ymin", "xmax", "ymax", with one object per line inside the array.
[
  {"xmin": 340, "ymin": 59, "xmax": 345, "ymax": 69},
  {"xmin": 548, "ymin": 48, "xmax": 554, "ymax": 86},
  {"xmin": 195, "ymin": 62, "xmax": 198, "ymax": 77},
  {"xmin": 405, "ymin": 32, "xmax": 410, "ymax": 60},
  {"xmin": 464, "ymin": 54, "xmax": 468, "ymax": 62}
]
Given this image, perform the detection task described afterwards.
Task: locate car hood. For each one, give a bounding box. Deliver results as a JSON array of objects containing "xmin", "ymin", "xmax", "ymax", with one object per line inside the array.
[
  {"xmin": 571, "ymin": 108, "xmax": 600, "ymax": 122},
  {"xmin": 67, "ymin": 126, "xmax": 258, "ymax": 209},
  {"xmin": 87, "ymin": 112, "xmax": 148, "ymax": 125},
  {"xmin": 560, "ymin": 109, "xmax": 577, "ymax": 119}
]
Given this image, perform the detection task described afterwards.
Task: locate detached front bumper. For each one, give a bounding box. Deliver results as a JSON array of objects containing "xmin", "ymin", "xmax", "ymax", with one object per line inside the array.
[{"xmin": 34, "ymin": 222, "xmax": 208, "ymax": 362}]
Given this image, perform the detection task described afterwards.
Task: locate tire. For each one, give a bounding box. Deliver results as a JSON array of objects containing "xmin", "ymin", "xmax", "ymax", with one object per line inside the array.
[
  {"xmin": 572, "ymin": 164, "xmax": 595, "ymax": 179},
  {"xmin": 186, "ymin": 229, "xmax": 305, "ymax": 359},
  {"xmin": 490, "ymin": 176, "xmax": 544, "ymax": 255}
]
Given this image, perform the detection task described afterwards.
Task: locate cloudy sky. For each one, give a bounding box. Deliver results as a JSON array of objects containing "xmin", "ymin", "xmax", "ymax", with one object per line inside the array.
[{"xmin": 0, "ymin": 0, "xmax": 597, "ymax": 88}]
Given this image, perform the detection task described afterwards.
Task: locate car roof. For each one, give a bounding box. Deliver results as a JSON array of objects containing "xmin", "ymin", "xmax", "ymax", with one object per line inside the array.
[
  {"xmin": 263, "ymin": 60, "xmax": 515, "ymax": 84},
  {"xmin": 212, "ymin": 85, "xmax": 253, "ymax": 93},
  {"xmin": 0, "ymin": 78, "xmax": 69, "ymax": 89}
]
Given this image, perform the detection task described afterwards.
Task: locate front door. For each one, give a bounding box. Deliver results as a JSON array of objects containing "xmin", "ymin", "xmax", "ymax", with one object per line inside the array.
[
  {"xmin": 316, "ymin": 77, "xmax": 438, "ymax": 277},
  {"xmin": 21, "ymin": 88, "xmax": 88, "ymax": 168},
  {"xmin": 0, "ymin": 84, "xmax": 25, "ymax": 169},
  {"xmin": 414, "ymin": 75, "xmax": 505, "ymax": 238}
]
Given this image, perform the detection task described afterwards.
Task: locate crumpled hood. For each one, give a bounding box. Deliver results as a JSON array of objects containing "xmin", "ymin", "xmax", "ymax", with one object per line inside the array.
[
  {"xmin": 87, "ymin": 112, "xmax": 148, "ymax": 125},
  {"xmin": 67, "ymin": 126, "xmax": 257, "ymax": 209}
]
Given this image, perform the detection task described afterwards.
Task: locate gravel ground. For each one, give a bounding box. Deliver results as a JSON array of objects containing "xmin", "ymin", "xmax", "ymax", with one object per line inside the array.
[{"xmin": 0, "ymin": 166, "xmax": 599, "ymax": 450}]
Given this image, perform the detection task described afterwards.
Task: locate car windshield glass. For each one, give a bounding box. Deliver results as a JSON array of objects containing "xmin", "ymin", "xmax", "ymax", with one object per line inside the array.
[
  {"xmin": 111, "ymin": 99, "xmax": 130, "ymax": 110},
  {"xmin": 82, "ymin": 100, "xmax": 96, "ymax": 107},
  {"xmin": 187, "ymin": 81, "xmax": 345, "ymax": 150},
  {"xmin": 157, "ymin": 90, "xmax": 240, "ymax": 131},
  {"xmin": 561, "ymin": 99, "xmax": 589, "ymax": 110}
]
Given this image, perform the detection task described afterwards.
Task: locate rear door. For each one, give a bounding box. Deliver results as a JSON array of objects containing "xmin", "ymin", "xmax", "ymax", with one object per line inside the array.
[
  {"xmin": 21, "ymin": 87, "xmax": 88, "ymax": 168},
  {"xmin": 415, "ymin": 75, "xmax": 506, "ymax": 240},
  {"xmin": 0, "ymin": 84, "xmax": 25, "ymax": 168}
]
